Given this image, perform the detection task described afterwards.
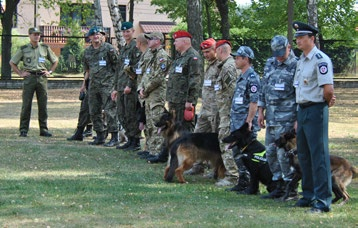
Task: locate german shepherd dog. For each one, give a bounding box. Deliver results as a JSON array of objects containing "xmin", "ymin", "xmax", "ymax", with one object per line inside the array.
[
  {"xmin": 155, "ymin": 110, "xmax": 226, "ymax": 183},
  {"xmin": 276, "ymin": 130, "xmax": 358, "ymax": 204},
  {"xmin": 222, "ymin": 123, "xmax": 275, "ymax": 194}
]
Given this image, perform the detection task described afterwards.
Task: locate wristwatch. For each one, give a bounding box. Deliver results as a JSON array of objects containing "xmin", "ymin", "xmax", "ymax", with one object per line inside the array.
[{"xmin": 48, "ymin": 70, "xmax": 53, "ymax": 74}]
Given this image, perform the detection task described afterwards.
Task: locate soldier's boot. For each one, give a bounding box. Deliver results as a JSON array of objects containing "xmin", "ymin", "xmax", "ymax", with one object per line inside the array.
[
  {"xmin": 261, "ymin": 179, "xmax": 285, "ymax": 199},
  {"xmin": 226, "ymin": 171, "xmax": 250, "ymax": 192},
  {"xmin": 88, "ymin": 131, "xmax": 106, "ymax": 145},
  {"xmin": 83, "ymin": 125, "xmax": 93, "ymax": 137},
  {"xmin": 147, "ymin": 146, "xmax": 168, "ymax": 164},
  {"xmin": 103, "ymin": 132, "xmax": 119, "ymax": 147},
  {"xmin": 67, "ymin": 127, "xmax": 84, "ymax": 141},
  {"xmin": 118, "ymin": 129, "xmax": 128, "ymax": 144},
  {"xmin": 123, "ymin": 137, "xmax": 141, "ymax": 151},
  {"xmin": 116, "ymin": 136, "xmax": 132, "ymax": 150},
  {"xmin": 184, "ymin": 162, "xmax": 205, "ymax": 175}
]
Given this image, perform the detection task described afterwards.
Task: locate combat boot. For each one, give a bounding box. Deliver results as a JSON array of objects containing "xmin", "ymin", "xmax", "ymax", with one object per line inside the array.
[
  {"xmin": 261, "ymin": 179, "xmax": 285, "ymax": 199},
  {"xmin": 67, "ymin": 127, "xmax": 84, "ymax": 141},
  {"xmin": 88, "ymin": 131, "xmax": 105, "ymax": 145},
  {"xmin": 226, "ymin": 172, "xmax": 250, "ymax": 192},
  {"xmin": 103, "ymin": 132, "xmax": 119, "ymax": 147},
  {"xmin": 147, "ymin": 146, "xmax": 168, "ymax": 163},
  {"xmin": 116, "ymin": 136, "xmax": 132, "ymax": 149},
  {"xmin": 83, "ymin": 125, "xmax": 93, "ymax": 137},
  {"xmin": 123, "ymin": 137, "xmax": 141, "ymax": 151}
]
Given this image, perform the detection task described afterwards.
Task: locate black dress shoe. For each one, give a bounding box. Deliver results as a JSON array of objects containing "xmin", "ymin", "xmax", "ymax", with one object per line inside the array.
[
  {"xmin": 40, "ymin": 131, "xmax": 52, "ymax": 137},
  {"xmin": 19, "ymin": 131, "xmax": 27, "ymax": 137}
]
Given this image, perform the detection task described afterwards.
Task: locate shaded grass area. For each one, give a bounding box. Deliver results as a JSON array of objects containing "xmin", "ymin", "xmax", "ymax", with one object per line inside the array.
[{"xmin": 0, "ymin": 88, "xmax": 357, "ymax": 227}]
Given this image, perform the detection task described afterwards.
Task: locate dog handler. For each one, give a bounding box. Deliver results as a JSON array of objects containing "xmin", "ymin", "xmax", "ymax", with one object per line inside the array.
[{"xmin": 292, "ymin": 21, "xmax": 335, "ymax": 213}]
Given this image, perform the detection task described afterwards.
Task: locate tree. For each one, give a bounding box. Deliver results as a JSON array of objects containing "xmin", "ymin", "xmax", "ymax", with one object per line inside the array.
[
  {"xmin": 94, "ymin": 0, "xmax": 103, "ymax": 27},
  {"xmin": 187, "ymin": 0, "xmax": 203, "ymax": 50},
  {"xmin": 107, "ymin": 0, "xmax": 125, "ymax": 47},
  {"xmin": 215, "ymin": 0, "xmax": 230, "ymax": 39}
]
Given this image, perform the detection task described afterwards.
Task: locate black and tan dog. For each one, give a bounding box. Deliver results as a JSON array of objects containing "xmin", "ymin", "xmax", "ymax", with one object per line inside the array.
[
  {"xmin": 276, "ymin": 130, "xmax": 358, "ymax": 204},
  {"xmin": 155, "ymin": 110, "xmax": 226, "ymax": 183},
  {"xmin": 222, "ymin": 123, "xmax": 275, "ymax": 195}
]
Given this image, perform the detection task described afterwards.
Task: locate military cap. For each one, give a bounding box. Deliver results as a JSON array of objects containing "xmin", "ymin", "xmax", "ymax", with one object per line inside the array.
[
  {"xmin": 231, "ymin": 46, "xmax": 255, "ymax": 59},
  {"xmin": 200, "ymin": 38, "xmax": 216, "ymax": 50},
  {"xmin": 271, "ymin": 35, "xmax": 288, "ymax": 57},
  {"xmin": 121, "ymin": 22, "xmax": 133, "ymax": 31},
  {"xmin": 28, "ymin": 27, "xmax": 42, "ymax": 34},
  {"xmin": 87, "ymin": 26, "xmax": 105, "ymax": 36},
  {"xmin": 215, "ymin": 40, "xmax": 232, "ymax": 50},
  {"xmin": 292, "ymin": 21, "xmax": 319, "ymax": 37},
  {"xmin": 144, "ymin": 31, "xmax": 164, "ymax": 42},
  {"xmin": 172, "ymin": 30, "xmax": 192, "ymax": 39}
]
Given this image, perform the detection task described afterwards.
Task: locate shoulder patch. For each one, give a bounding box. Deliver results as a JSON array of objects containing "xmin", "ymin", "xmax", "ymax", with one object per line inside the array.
[
  {"xmin": 318, "ymin": 62, "xmax": 328, "ymax": 75},
  {"xmin": 250, "ymin": 84, "xmax": 258, "ymax": 93},
  {"xmin": 315, "ymin": 53, "xmax": 323, "ymax": 59}
]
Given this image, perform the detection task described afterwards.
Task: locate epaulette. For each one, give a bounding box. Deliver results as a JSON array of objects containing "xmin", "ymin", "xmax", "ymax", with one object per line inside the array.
[
  {"xmin": 249, "ymin": 73, "xmax": 255, "ymax": 78},
  {"xmin": 315, "ymin": 53, "xmax": 323, "ymax": 59},
  {"xmin": 20, "ymin": 44, "xmax": 28, "ymax": 50}
]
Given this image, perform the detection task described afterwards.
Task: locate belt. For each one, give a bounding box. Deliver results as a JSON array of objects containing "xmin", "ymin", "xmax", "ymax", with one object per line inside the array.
[
  {"xmin": 298, "ymin": 102, "xmax": 325, "ymax": 109},
  {"xmin": 28, "ymin": 71, "xmax": 45, "ymax": 76}
]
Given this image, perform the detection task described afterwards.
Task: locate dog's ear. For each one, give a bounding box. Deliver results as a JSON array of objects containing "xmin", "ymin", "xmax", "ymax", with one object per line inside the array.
[{"xmin": 290, "ymin": 128, "xmax": 296, "ymax": 135}]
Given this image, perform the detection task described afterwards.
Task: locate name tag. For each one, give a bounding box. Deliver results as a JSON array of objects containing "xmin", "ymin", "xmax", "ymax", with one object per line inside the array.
[
  {"xmin": 175, "ymin": 66, "xmax": 183, "ymax": 73},
  {"xmin": 274, "ymin": 83, "xmax": 285, "ymax": 91},
  {"xmin": 234, "ymin": 97, "xmax": 244, "ymax": 104},
  {"xmin": 214, "ymin": 84, "xmax": 221, "ymax": 91},
  {"xmin": 146, "ymin": 68, "xmax": 151, "ymax": 74},
  {"xmin": 136, "ymin": 68, "xmax": 142, "ymax": 74},
  {"xmin": 124, "ymin": 58, "xmax": 130, "ymax": 65},
  {"xmin": 38, "ymin": 57, "xmax": 45, "ymax": 63},
  {"xmin": 99, "ymin": 60, "xmax": 106, "ymax": 66},
  {"xmin": 204, "ymin": 80, "xmax": 212, "ymax": 86},
  {"xmin": 293, "ymin": 80, "xmax": 299, "ymax": 88}
]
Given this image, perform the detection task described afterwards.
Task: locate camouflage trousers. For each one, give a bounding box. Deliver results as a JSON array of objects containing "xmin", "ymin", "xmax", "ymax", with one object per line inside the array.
[
  {"xmin": 218, "ymin": 126, "xmax": 238, "ymax": 177},
  {"xmin": 88, "ymin": 87, "xmax": 118, "ymax": 133},
  {"xmin": 77, "ymin": 92, "xmax": 91, "ymax": 129},
  {"xmin": 194, "ymin": 112, "xmax": 219, "ymax": 133},
  {"xmin": 144, "ymin": 104, "xmax": 165, "ymax": 155},
  {"xmin": 168, "ymin": 102, "xmax": 195, "ymax": 132},
  {"xmin": 117, "ymin": 91, "xmax": 141, "ymax": 138},
  {"xmin": 265, "ymin": 125, "xmax": 295, "ymax": 181}
]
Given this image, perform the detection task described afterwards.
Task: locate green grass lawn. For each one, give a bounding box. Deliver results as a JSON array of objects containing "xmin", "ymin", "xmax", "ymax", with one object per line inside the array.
[{"xmin": 0, "ymin": 88, "xmax": 357, "ymax": 227}]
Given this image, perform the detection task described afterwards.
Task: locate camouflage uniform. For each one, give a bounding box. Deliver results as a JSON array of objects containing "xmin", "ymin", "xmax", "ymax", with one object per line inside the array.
[
  {"xmin": 83, "ymin": 42, "xmax": 118, "ymax": 134},
  {"xmin": 194, "ymin": 58, "xmax": 220, "ymax": 133},
  {"xmin": 259, "ymin": 51, "xmax": 297, "ymax": 182},
  {"xmin": 214, "ymin": 56, "xmax": 238, "ymax": 177},
  {"xmin": 167, "ymin": 47, "xmax": 203, "ymax": 132},
  {"xmin": 138, "ymin": 47, "xmax": 171, "ymax": 155},
  {"xmin": 10, "ymin": 42, "xmax": 58, "ymax": 134},
  {"xmin": 114, "ymin": 39, "xmax": 141, "ymax": 141}
]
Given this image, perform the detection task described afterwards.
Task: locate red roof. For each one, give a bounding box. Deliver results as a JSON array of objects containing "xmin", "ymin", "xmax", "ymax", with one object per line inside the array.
[{"xmin": 139, "ymin": 21, "xmax": 176, "ymax": 34}]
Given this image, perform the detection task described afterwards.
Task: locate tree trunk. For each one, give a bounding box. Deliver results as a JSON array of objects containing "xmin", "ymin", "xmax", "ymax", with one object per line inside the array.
[
  {"xmin": 215, "ymin": 0, "xmax": 230, "ymax": 39},
  {"xmin": 307, "ymin": 0, "xmax": 320, "ymax": 48},
  {"xmin": 204, "ymin": 0, "xmax": 212, "ymax": 38},
  {"xmin": 107, "ymin": 0, "xmax": 125, "ymax": 48},
  {"xmin": 1, "ymin": 0, "xmax": 20, "ymax": 80},
  {"xmin": 287, "ymin": 0, "xmax": 294, "ymax": 45},
  {"xmin": 94, "ymin": 0, "xmax": 103, "ymax": 27},
  {"xmin": 187, "ymin": 0, "xmax": 203, "ymax": 51},
  {"xmin": 129, "ymin": 0, "xmax": 134, "ymax": 23}
]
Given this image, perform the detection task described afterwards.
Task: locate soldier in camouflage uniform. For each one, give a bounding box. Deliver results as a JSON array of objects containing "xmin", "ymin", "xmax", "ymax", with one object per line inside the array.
[
  {"xmin": 229, "ymin": 46, "xmax": 261, "ymax": 192},
  {"xmin": 137, "ymin": 32, "xmax": 171, "ymax": 161},
  {"xmin": 111, "ymin": 22, "xmax": 142, "ymax": 151},
  {"xmin": 214, "ymin": 40, "xmax": 239, "ymax": 187},
  {"xmin": 10, "ymin": 27, "xmax": 58, "ymax": 137},
  {"xmin": 185, "ymin": 38, "xmax": 220, "ymax": 175},
  {"xmin": 259, "ymin": 35, "xmax": 298, "ymax": 200},
  {"xmin": 83, "ymin": 26, "xmax": 119, "ymax": 145}
]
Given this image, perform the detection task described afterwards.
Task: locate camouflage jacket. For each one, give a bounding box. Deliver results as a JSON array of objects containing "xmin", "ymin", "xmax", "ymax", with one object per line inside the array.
[
  {"xmin": 230, "ymin": 66, "xmax": 261, "ymax": 132},
  {"xmin": 83, "ymin": 42, "xmax": 118, "ymax": 88},
  {"xmin": 136, "ymin": 48, "xmax": 153, "ymax": 85},
  {"xmin": 114, "ymin": 39, "xmax": 141, "ymax": 91},
  {"xmin": 166, "ymin": 47, "xmax": 203, "ymax": 104},
  {"xmin": 259, "ymin": 51, "xmax": 298, "ymax": 126},
  {"xmin": 215, "ymin": 56, "xmax": 237, "ymax": 128},
  {"xmin": 138, "ymin": 47, "xmax": 172, "ymax": 109}
]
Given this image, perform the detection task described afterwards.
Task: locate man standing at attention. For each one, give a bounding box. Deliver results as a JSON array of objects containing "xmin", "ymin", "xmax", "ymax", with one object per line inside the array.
[
  {"xmin": 259, "ymin": 35, "xmax": 298, "ymax": 200},
  {"xmin": 111, "ymin": 22, "xmax": 141, "ymax": 151},
  {"xmin": 83, "ymin": 26, "xmax": 119, "ymax": 146},
  {"xmin": 292, "ymin": 21, "xmax": 335, "ymax": 213},
  {"xmin": 10, "ymin": 27, "xmax": 58, "ymax": 137}
]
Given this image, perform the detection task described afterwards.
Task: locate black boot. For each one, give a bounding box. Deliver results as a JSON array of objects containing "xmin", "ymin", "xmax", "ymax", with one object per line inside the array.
[
  {"xmin": 116, "ymin": 136, "xmax": 132, "ymax": 149},
  {"xmin": 104, "ymin": 132, "xmax": 119, "ymax": 147},
  {"xmin": 147, "ymin": 146, "xmax": 168, "ymax": 163},
  {"xmin": 83, "ymin": 125, "xmax": 93, "ymax": 137},
  {"xmin": 88, "ymin": 131, "xmax": 105, "ymax": 145},
  {"xmin": 261, "ymin": 179, "xmax": 285, "ymax": 199},
  {"xmin": 226, "ymin": 171, "xmax": 250, "ymax": 192},
  {"xmin": 123, "ymin": 137, "xmax": 141, "ymax": 151},
  {"xmin": 67, "ymin": 127, "xmax": 84, "ymax": 141}
]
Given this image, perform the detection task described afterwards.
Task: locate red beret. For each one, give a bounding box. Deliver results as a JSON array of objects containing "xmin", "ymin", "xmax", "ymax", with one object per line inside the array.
[
  {"xmin": 173, "ymin": 30, "xmax": 192, "ymax": 39},
  {"xmin": 200, "ymin": 38, "xmax": 216, "ymax": 50},
  {"xmin": 215, "ymin": 40, "xmax": 232, "ymax": 49}
]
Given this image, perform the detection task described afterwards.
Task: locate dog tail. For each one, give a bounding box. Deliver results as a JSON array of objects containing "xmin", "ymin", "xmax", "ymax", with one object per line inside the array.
[
  {"xmin": 165, "ymin": 145, "xmax": 179, "ymax": 182},
  {"xmin": 351, "ymin": 166, "xmax": 358, "ymax": 179}
]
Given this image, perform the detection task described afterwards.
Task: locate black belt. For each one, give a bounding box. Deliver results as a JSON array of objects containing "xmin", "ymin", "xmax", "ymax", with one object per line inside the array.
[
  {"xmin": 298, "ymin": 102, "xmax": 325, "ymax": 109},
  {"xmin": 28, "ymin": 71, "xmax": 45, "ymax": 76}
]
